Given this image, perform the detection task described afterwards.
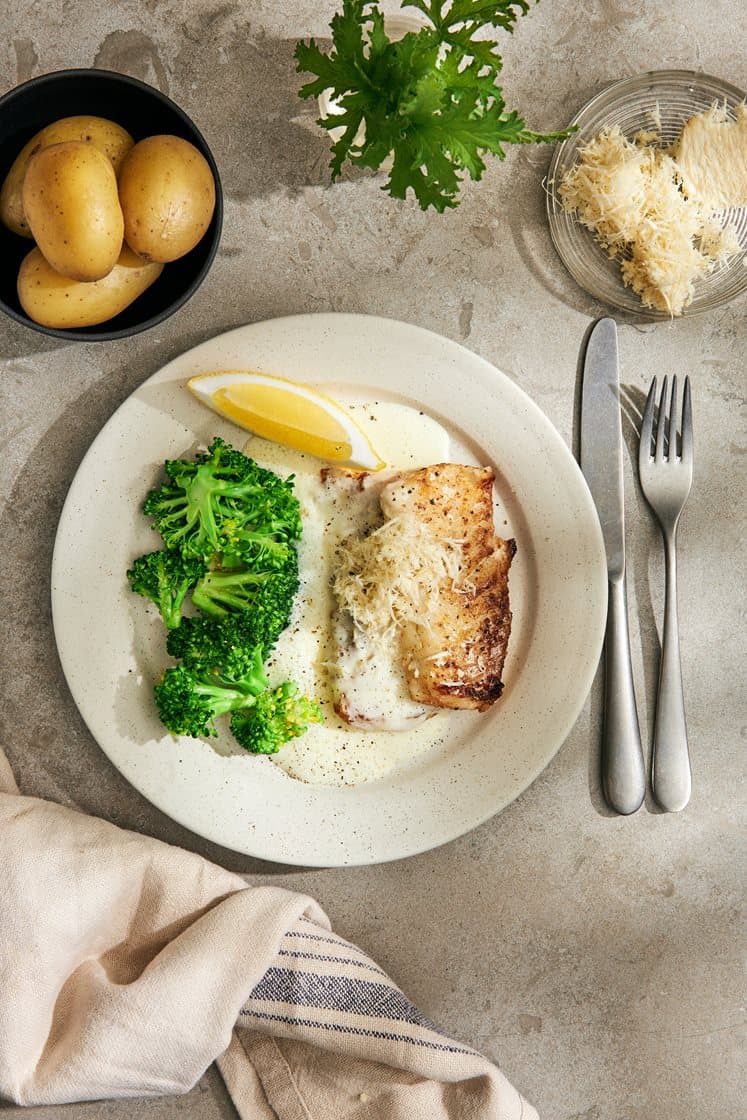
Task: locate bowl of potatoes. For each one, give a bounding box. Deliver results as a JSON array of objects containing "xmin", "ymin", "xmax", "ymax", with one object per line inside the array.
[{"xmin": 0, "ymin": 68, "xmax": 223, "ymax": 340}]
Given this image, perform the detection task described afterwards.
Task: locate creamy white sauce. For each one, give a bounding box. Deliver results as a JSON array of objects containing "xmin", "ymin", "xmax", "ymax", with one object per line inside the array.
[{"xmin": 243, "ymin": 401, "xmax": 463, "ymax": 787}]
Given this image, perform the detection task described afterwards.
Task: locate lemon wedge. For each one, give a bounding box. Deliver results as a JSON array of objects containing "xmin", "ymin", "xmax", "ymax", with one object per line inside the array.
[{"xmin": 187, "ymin": 370, "xmax": 385, "ymax": 471}]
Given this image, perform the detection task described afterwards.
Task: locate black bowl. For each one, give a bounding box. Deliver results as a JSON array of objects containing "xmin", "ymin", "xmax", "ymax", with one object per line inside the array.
[{"xmin": 0, "ymin": 68, "xmax": 223, "ymax": 341}]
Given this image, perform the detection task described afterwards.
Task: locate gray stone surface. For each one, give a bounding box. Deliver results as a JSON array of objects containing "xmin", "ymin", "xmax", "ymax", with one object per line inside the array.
[{"xmin": 0, "ymin": 2, "xmax": 745, "ymax": 1118}]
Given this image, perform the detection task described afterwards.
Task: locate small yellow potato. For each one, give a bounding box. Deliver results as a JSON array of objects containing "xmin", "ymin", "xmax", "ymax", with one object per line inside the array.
[
  {"xmin": 0, "ymin": 115, "xmax": 133, "ymax": 237},
  {"xmin": 22, "ymin": 141, "xmax": 125, "ymax": 281},
  {"xmin": 17, "ymin": 245, "xmax": 163, "ymax": 329},
  {"xmin": 118, "ymin": 134, "xmax": 216, "ymax": 262}
]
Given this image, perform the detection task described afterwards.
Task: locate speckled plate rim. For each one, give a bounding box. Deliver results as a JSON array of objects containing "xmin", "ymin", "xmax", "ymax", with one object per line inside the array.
[{"xmin": 51, "ymin": 314, "xmax": 607, "ymax": 867}]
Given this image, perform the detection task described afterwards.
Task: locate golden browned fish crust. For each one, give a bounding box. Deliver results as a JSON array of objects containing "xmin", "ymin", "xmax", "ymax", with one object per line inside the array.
[{"xmin": 379, "ymin": 463, "xmax": 515, "ymax": 711}]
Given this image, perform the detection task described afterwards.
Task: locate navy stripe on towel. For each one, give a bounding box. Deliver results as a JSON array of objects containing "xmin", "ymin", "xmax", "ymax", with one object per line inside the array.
[
  {"xmin": 249, "ymin": 967, "xmax": 441, "ymax": 1033},
  {"xmin": 241, "ymin": 1008, "xmax": 476, "ymax": 1057}
]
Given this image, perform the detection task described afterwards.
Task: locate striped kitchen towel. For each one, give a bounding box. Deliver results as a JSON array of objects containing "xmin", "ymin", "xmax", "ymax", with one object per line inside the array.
[{"xmin": 0, "ymin": 746, "xmax": 537, "ymax": 1119}]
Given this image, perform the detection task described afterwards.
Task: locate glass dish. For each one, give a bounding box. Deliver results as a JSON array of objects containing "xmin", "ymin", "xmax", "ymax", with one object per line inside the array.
[{"xmin": 546, "ymin": 69, "xmax": 747, "ymax": 318}]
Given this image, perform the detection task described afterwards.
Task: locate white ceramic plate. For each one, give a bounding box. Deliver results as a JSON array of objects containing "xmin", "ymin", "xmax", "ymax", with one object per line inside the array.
[{"xmin": 51, "ymin": 314, "xmax": 606, "ymax": 866}]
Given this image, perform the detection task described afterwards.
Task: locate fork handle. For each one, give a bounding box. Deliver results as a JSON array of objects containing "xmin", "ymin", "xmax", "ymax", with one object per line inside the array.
[
  {"xmin": 602, "ymin": 577, "xmax": 645, "ymax": 815},
  {"xmin": 651, "ymin": 531, "xmax": 691, "ymax": 811}
]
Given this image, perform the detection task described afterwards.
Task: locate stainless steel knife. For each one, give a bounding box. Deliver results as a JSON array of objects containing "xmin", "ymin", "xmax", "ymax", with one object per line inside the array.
[{"xmin": 581, "ymin": 318, "xmax": 645, "ymax": 815}]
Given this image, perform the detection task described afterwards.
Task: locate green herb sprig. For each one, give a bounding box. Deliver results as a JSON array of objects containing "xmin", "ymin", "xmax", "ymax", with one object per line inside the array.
[{"xmin": 295, "ymin": 0, "xmax": 572, "ymax": 212}]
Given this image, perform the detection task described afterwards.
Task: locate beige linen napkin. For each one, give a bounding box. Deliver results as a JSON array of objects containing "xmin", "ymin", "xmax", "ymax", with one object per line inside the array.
[{"xmin": 0, "ymin": 747, "xmax": 538, "ymax": 1119}]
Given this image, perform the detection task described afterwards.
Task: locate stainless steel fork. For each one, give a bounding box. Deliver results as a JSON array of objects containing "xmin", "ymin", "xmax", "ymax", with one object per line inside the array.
[{"xmin": 639, "ymin": 376, "xmax": 694, "ymax": 811}]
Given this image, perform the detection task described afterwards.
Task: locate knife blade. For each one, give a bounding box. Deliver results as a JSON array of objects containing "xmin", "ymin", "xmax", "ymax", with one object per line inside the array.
[{"xmin": 581, "ymin": 318, "xmax": 645, "ymax": 815}]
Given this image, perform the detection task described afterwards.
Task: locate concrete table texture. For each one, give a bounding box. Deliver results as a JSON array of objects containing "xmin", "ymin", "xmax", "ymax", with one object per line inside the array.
[{"xmin": 0, "ymin": 2, "xmax": 744, "ymax": 1118}]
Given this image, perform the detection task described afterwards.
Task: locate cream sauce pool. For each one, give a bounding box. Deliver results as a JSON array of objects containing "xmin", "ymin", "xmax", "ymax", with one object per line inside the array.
[{"xmin": 244, "ymin": 401, "xmax": 464, "ymax": 786}]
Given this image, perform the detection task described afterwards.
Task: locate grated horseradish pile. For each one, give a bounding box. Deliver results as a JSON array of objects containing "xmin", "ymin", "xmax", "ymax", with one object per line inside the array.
[{"xmin": 558, "ymin": 102, "xmax": 747, "ymax": 316}]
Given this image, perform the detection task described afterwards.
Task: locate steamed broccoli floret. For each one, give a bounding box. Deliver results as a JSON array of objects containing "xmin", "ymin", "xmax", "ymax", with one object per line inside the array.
[
  {"xmin": 143, "ymin": 438, "xmax": 301, "ymax": 560},
  {"xmin": 167, "ymin": 613, "xmax": 280, "ymax": 672},
  {"xmin": 230, "ymin": 682, "xmax": 323, "ymax": 755},
  {"xmin": 191, "ymin": 551, "xmax": 299, "ymax": 635},
  {"xmin": 154, "ymin": 647, "xmax": 269, "ymax": 739},
  {"xmin": 126, "ymin": 550, "xmax": 206, "ymax": 629}
]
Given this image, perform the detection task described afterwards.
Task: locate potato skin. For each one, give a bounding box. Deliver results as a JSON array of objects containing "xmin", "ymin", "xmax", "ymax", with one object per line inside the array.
[
  {"xmin": 18, "ymin": 245, "xmax": 163, "ymax": 329},
  {"xmin": 22, "ymin": 141, "xmax": 125, "ymax": 281},
  {"xmin": 0, "ymin": 115, "xmax": 133, "ymax": 238},
  {"xmin": 118, "ymin": 134, "xmax": 216, "ymax": 262}
]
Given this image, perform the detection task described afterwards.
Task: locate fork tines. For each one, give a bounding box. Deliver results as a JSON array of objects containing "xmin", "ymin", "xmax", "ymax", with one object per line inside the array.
[{"xmin": 640, "ymin": 375, "xmax": 693, "ymax": 463}]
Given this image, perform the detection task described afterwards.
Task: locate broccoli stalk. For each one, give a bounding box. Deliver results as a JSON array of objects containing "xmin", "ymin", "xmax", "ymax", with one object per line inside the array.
[
  {"xmin": 143, "ymin": 438, "xmax": 302, "ymax": 560},
  {"xmin": 220, "ymin": 529, "xmax": 293, "ymax": 571},
  {"xmin": 127, "ymin": 550, "xmax": 206, "ymax": 629},
  {"xmin": 231, "ymin": 682, "xmax": 323, "ymax": 754}
]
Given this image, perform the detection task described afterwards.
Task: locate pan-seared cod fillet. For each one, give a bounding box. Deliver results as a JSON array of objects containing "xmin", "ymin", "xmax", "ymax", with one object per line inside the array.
[
  {"xmin": 380, "ymin": 463, "xmax": 516, "ymax": 711},
  {"xmin": 329, "ymin": 462, "xmax": 516, "ymax": 723}
]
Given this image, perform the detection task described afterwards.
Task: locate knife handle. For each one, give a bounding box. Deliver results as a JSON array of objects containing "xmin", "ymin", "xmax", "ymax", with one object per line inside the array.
[{"xmin": 602, "ymin": 577, "xmax": 645, "ymax": 815}]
